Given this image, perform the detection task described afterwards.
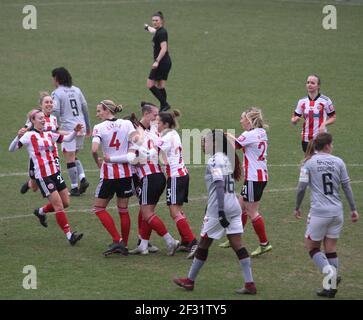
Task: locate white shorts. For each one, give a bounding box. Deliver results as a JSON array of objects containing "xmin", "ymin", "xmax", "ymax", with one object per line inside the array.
[
  {"xmin": 200, "ymin": 215, "xmax": 243, "ymax": 240},
  {"xmin": 62, "ymin": 135, "xmax": 85, "ymax": 153},
  {"xmin": 305, "ymin": 214, "xmax": 343, "ymax": 241}
]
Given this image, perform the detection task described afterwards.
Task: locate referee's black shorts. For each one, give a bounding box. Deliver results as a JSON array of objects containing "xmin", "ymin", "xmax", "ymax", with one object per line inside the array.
[
  {"xmin": 139, "ymin": 173, "xmax": 166, "ymax": 205},
  {"xmin": 166, "ymin": 174, "xmax": 189, "ymax": 206},
  {"xmin": 148, "ymin": 58, "xmax": 172, "ymax": 81}
]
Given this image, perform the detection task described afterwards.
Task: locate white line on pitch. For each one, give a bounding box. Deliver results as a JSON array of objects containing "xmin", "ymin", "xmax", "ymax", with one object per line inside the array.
[{"xmin": 1, "ymin": 181, "xmax": 362, "ymax": 221}]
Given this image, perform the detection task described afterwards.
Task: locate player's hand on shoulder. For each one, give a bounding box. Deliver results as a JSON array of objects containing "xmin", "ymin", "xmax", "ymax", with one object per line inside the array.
[{"xmin": 351, "ymin": 210, "xmax": 359, "ymax": 223}]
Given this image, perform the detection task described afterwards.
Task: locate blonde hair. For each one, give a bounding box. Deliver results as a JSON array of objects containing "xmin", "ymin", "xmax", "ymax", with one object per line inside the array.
[
  {"xmin": 242, "ymin": 107, "xmax": 268, "ymax": 129},
  {"xmin": 38, "ymin": 91, "xmax": 51, "ymax": 106},
  {"xmin": 99, "ymin": 100, "xmax": 123, "ymax": 114}
]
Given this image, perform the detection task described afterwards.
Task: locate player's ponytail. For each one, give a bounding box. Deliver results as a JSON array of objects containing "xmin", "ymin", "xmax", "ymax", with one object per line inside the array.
[
  {"xmin": 302, "ymin": 133, "xmax": 333, "ymax": 164},
  {"xmin": 303, "ymin": 140, "xmax": 316, "ymax": 164},
  {"xmin": 99, "ymin": 100, "xmax": 123, "ymax": 114},
  {"xmin": 123, "ymin": 112, "xmax": 140, "ymax": 129}
]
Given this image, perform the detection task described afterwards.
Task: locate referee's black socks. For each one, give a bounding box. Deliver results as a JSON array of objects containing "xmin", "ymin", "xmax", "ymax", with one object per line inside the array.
[{"xmin": 149, "ymin": 86, "xmax": 168, "ymax": 108}]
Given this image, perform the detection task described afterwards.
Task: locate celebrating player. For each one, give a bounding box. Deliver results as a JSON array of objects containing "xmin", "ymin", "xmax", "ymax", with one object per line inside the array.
[
  {"xmin": 174, "ymin": 130, "xmax": 257, "ymax": 294},
  {"xmin": 220, "ymin": 107, "xmax": 272, "ymax": 257},
  {"xmin": 291, "ymin": 74, "xmax": 336, "ymax": 153},
  {"xmin": 295, "ymin": 132, "xmax": 359, "ymax": 298},
  {"xmin": 20, "ymin": 92, "xmax": 59, "ymax": 195},
  {"xmin": 91, "ymin": 100, "xmax": 135, "ymax": 256},
  {"xmin": 144, "ymin": 11, "xmax": 172, "ymax": 112},
  {"xmin": 9, "ymin": 109, "xmax": 84, "ymax": 245},
  {"xmin": 128, "ymin": 102, "xmax": 179, "ymax": 256},
  {"xmin": 51, "ymin": 67, "xmax": 91, "ymax": 196},
  {"xmin": 156, "ymin": 110, "xmax": 197, "ymax": 256}
]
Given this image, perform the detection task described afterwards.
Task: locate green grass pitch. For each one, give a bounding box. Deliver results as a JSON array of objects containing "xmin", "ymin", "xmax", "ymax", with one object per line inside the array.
[{"xmin": 0, "ymin": 0, "xmax": 362, "ymax": 300}]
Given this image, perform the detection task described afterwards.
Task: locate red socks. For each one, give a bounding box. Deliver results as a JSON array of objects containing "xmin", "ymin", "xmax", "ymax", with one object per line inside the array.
[
  {"xmin": 95, "ymin": 207, "xmax": 121, "ymax": 243},
  {"xmin": 174, "ymin": 212, "xmax": 195, "ymax": 243},
  {"xmin": 55, "ymin": 211, "xmax": 71, "ymax": 234},
  {"xmin": 42, "ymin": 203, "xmax": 54, "ymax": 213},
  {"xmin": 147, "ymin": 214, "xmax": 168, "ymax": 237},
  {"xmin": 252, "ymin": 215, "xmax": 268, "ymax": 244},
  {"xmin": 118, "ymin": 207, "xmax": 130, "ymax": 247}
]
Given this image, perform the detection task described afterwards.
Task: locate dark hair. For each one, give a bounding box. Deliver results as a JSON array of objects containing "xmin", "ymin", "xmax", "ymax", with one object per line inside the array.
[
  {"xmin": 52, "ymin": 67, "xmax": 73, "ymax": 87},
  {"xmin": 303, "ymin": 132, "xmax": 333, "ymax": 163},
  {"xmin": 210, "ymin": 129, "xmax": 242, "ymax": 181},
  {"xmin": 152, "ymin": 11, "xmax": 164, "ymax": 20},
  {"xmin": 158, "ymin": 110, "xmax": 181, "ymax": 129},
  {"xmin": 307, "ymin": 74, "xmax": 321, "ymax": 86},
  {"xmin": 141, "ymin": 101, "xmax": 158, "ymax": 115},
  {"xmin": 123, "ymin": 113, "xmax": 140, "ymax": 129}
]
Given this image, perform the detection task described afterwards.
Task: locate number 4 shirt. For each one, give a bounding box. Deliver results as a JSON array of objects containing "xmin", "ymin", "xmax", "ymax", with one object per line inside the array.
[
  {"xmin": 236, "ymin": 128, "xmax": 268, "ymax": 182},
  {"xmin": 92, "ymin": 119, "xmax": 135, "ymax": 179}
]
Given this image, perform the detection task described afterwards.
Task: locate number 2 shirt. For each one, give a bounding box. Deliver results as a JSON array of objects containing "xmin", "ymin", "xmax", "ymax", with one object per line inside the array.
[{"xmin": 236, "ymin": 128, "xmax": 268, "ymax": 182}]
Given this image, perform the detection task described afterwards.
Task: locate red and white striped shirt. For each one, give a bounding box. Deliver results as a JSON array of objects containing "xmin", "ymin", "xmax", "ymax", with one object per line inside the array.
[
  {"xmin": 92, "ymin": 119, "xmax": 135, "ymax": 179},
  {"xmin": 19, "ymin": 130, "xmax": 64, "ymax": 179},
  {"xmin": 135, "ymin": 124, "xmax": 163, "ymax": 179},
  {"xmin": 236, "ymin": 128, "xmax": 268, "ymax": 182},
  {"xmin": 158, "ymin": 129, "xmax": 188, "ymax": 178},
  {"xmin": 295, "ymin": 94, "xmax": 335, "ymax": 142}
]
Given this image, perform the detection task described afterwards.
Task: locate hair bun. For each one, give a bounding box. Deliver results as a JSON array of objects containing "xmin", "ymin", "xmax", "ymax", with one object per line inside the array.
[
  {"xmin": 173, "ymin": 109, "xmax": 181, "ymax": 117},
  {"xmin": 115, "ymin": 105, "xmax": 123, "ymax": 113}
]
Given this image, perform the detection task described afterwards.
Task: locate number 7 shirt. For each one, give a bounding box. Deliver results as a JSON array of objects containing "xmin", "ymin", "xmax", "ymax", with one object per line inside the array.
[
  {"xmin": 236, "ymin": 128, "xmax": 268, "ymax": 182},
  {"xmin": 92, "ymin": 119, "xmax": 135, "ymax": 179}
]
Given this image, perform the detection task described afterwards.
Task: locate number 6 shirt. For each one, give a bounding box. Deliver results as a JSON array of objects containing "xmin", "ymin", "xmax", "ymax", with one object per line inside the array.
[
  {"xmin": 236, "ymin": 128, "xmax": 268, "ymax": 182},
  {"xmin": 92, "ymin": 119, "xmax": 135, "ymax": 179}
]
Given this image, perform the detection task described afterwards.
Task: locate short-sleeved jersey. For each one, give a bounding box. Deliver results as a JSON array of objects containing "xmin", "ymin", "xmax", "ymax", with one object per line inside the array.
[
  {"xmin": 134, "ymin": 124, "xmax": 163, "ymax": 179},
  {"xmin": 92, "ymin": 119, "xmax": 135, "ymax": 179},
  {"xmin": 299, "ymin": 153, "xmax": 349, "ymax": 217},
  {"xmin": 205, "ymin": 152, "xmax": 241, "ymax": 218},
  {"xmin": 19, "ymin": 130, "xmax": 64, "ymax": 179},
  {"xmin": 294, "ymin": 94, "xmax": 335, "ymax": 142},
  {"xmin": 152, "ymin": 27, "xmax": 170, "ymax": 61},
  {"xmin": 236, "ymin": 128, "xmax": 268, "ymax": 182},
  {"xmin": 158, "ymin": 129, "xmax": 188, "ymax": 178},
  {"xmin": 52, "ymin": 85, "xmax": 89, "ymax": 132}
]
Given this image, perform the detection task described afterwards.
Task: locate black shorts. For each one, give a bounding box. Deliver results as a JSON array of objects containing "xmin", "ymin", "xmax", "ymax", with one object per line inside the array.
[
  {"xmin": 28, "ymin": 158, "xmax": 35, "ymax": 180},
  {"xmin": 166, "ymin": 175, "xmax": 189, "ymax": 206},
  {"xmin": 132, "ymin": 173, "xmax": 142, "ymax": 198},
  {"xmin": 302, "ymin": 141, "xmax": 309, "ymax": 153},
  {"xmin": 95, "ymin": 177, "xmax": 134, "ymax": 199},
  {"xmin": 241, "ymin": 181, "xmax": 267, "ymax": 203},
  {"xmin": 36, "ymin": 172, "xmax": 67, "ymax": 198},
  {"xmin": 139, "ymin": 173, "xmax": 166, "ymax": 205},
  {"xmin": 148, "ymin": 58, "xmax": 172, "ymax": 81}
]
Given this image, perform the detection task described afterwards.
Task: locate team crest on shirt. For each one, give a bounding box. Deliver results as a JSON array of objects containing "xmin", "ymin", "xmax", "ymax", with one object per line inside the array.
[
  {"xmin": 47, "ymin": 183, "xmax": 54, "ymax": 190},
  {"xmin": 318, "ymin": 103, "xmax": 324, "ymax": 111}
]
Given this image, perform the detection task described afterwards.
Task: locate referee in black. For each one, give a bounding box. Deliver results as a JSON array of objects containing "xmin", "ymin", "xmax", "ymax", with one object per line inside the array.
[{"xmin": 144, "ymin": 11, "xmax": 172, "ymax": 112}]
